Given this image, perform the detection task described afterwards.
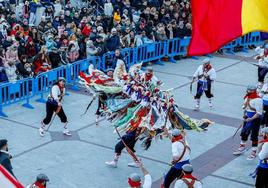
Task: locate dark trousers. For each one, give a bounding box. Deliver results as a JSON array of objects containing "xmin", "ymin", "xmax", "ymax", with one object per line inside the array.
[
  {"xmin": 43, "ymin": 101, "xmax": 67, "ymax": 125},
  {"xmin": 263, "ymin": 105, "xmax": 268, "ymax": 127},
  {"xmin": 240, "ymin": 118, "xmax": 261, "ymax": 147},
  {"xmin": 194, "ymin": 81, "xmax": 213, "ymax": 99},
  {"xmin": 95, "ymin": 94, "xmax": 107, "ymax": 115},
  {"xmin": 258, "ymin": 67, "xmax": 268, "ymax": 82},
  {"xmin": 115, "ymin": 134, "xmax": 137, "ymax": 154},
  {"xmin": 255, "ymin": 167, "xmax": 268, "ymax": 188},
  {"xmin": 163, "ymin": 166, "xmax": 183, "ymax": 188}
]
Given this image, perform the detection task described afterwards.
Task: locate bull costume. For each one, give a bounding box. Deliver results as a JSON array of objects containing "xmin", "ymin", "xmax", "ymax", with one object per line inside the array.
[
  {"xmin": 192, "ymin": 58, "xmax": 216, "ymax": 110},
  {"xmin": 39, "ymin": 77, "xmax": 71, "ymax": 137},
  {"xmin": 233, "ymin": 85, "xmax": 263, "ymax": 160}
]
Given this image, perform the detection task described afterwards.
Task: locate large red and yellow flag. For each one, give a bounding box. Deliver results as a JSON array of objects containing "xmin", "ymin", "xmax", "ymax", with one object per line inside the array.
[{"xmin": 188, "ymin": 0, "xmax": 268, "ymax": 56}]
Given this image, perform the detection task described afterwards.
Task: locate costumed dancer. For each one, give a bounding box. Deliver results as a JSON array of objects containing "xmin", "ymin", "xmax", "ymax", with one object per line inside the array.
[
  {"xmin": 254, "ymin": 127, "xmax": 268, "ymax": 188},
  {"xmin": 95, "ymin": 68, "xmax": 114, "ymax": 125},
  {"xmin": 233, "ymin": 85, "xmax": 263, "ymax": 160},
  {"xmin": 26, "ymin": 174, "xmax": 49, "ymax": 188},
  {"xmin": 39, "ymin": 77, "xmax": 71, "ymax": 136},
  {"xmin": 127, "ymin": 161, "xmax": 152, "ymax": 188},
  {"xmin": 192, "ymin": 58, "xmax": 216, "ymax": 110},
  {"xmin": 105, "ymin": 127, "xmax": 142, "ymax": 168},
  {"xmin": 256, "ymin": 44, "xmax": 268, "ymax": 91},
  {"xmin": 259, "ymin": 82, "xmax": 268, "ymax": 127},
  {"xmin": 162, "ymin": 129, "xmax": 191, "ymax": 188},
  {"xmin": 174, "ymin": 164, "xmax": 202, "ymax": 188}
]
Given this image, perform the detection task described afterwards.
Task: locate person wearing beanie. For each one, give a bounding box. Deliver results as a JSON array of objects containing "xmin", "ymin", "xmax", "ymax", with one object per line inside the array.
[
  {"xmin": 127, "ymin": 161, "xmax": 152, "ymax": 188},
  {"xmin": 39, "ymin": 77, "xmax": 71, "ymax": 137},
  {"xmin": 162, "ymin": 129, "xmax": 191, "ymax": 188},
  {"xmin": 174, "ymin": 164, "xmax": 202, "ymax": 188},
  {"xmin": 27, "ymin": 174, "xmax": 49, "ymax": 188},
  {"xmin": 0, "ymin": 139, "xmax": 15, "ymax": 177},
  {"xmin": 233, "ymin": 85, "xmax": 263, "ymax": 160},
  {"xmin": 191, "ymin": 58, "xmax": 216, "ymax": 110}
]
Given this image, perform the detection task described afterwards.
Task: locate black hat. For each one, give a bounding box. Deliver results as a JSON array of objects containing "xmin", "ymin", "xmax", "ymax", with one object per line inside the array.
[
  {"xmin": 36, "ymin": 174, "xmax": 49, "ymax": 182},
  {"xmin": 0, "ymin": 139, "xmax": 7, "ymax": 149},
  {"xmin": 96, "ymin": 35, "xmax": 103, "ymax": 39}
]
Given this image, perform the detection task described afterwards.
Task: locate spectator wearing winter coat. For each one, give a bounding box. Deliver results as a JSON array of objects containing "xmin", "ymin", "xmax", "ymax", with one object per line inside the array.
[
  {"xmin": 106, "ymin": 28, "xmax": 120, "ymax": 52},
  {"xmin": 45, "ymin": 34, "xmax": 57, "ymax": 52},
  {"xmin": 104, "ymin": 0, "xmax": 114, "ymax": 17},
  {"xmin": 86, "ymin": 40, "xmax": 98, "ymax": 59},
  {"xmin": 17, "ymin": 55, "xmax": 34, "ymax": 78},
  {"xmin": 26, "ymin": 37, "xmax": 37, "ymax": 58},
  {"xmin": 6, "ymin": 45, "xmax": 19, "ymax": 64},
  {"xmin": 33, "ymin": 46, "xmax": 51, "ymax": 74},
  {"xmin": 0, "ymin": 48, "xmax": 8, "ymax": 82},
  {"xmin": 5, "ymin": 61, "xmax": 17, "ymax": 82},
  {"xmin": 67, "ymin": 43, "xmax": 79, "ymax": 63},
  {"xmin": 17, "ymin": 39, "xmax": 27, "ymax": 59},
  {"xmin": 48, "ymin": 47, "xmax": 61, "ymax": 68}
]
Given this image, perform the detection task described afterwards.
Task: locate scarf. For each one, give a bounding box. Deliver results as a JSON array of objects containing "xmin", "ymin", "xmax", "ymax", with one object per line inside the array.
[
  {"xmin": 259, "ymin": 138, "xmax": 268, "ymax": 144},
  {"xmin": 128, "ymin": 178, "xmax": 141, "ymax": 187},
  {"xmin": 171, "ymin": 134, "xmax": 183, "ymax": 143},
  {"xmin": 182, "ymin": 174, "xmax": 197, "ymax": 180},
  {"xmin": 244, "ymin": 91, "xmax": 260, "ymax": 99}
]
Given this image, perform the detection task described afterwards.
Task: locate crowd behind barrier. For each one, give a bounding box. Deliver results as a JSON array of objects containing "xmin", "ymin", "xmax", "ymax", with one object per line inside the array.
[{"xmin": 0, "ymin": 32, "xmax": 265, "ymax": 117}]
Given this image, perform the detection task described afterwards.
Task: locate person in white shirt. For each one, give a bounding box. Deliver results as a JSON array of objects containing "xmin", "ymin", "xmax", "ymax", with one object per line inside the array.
[
  {"xmin": 259, "ymin": 82, "xmax": 268, "ymax": 127},
  {"xmin": 192, "ymin": 58, "xmax": 216, "ymax": 110},
  {"xmin": 256, "ymin": 44, "xmax": 268, "ymax": 91},
  {"xmin": 174, "ymin": 164, "xmax": 202, "ymax": 188},
  {"xmin": 39, "ymin": 77, "xmax": 71, "ymax": 137},
  {"xmin": 255, "ymin": 127, "xmax": 268, "ymax": 188},
  {"xmin": 233, "ymin": 85, "xmax": 263, "ymax": 160},
  {"xmin": 162, "ymin": 129, "xmax": 191, "ymax": 188},
  {"xmin": 127, "ymin": 161, "xmax": 152, "ymax": 188}
]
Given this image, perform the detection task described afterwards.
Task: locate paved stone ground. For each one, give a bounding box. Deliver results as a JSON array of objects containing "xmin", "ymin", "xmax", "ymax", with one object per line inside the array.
[{"xmin": 0, "ymin": 51, "xmax": 260, "ymax": 188}]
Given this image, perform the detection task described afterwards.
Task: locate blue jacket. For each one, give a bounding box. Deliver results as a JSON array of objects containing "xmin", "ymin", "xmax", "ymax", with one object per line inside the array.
[{"xmin": 106, "ymin": 35, "xmax": 120, "ymax": 51}]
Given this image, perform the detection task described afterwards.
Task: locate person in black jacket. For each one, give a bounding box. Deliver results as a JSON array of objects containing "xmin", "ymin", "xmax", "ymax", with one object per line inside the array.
[
  {"xmin": 0, "ymin": 139, "xmax": 15, "ymax": 177},
  {"xmin": 49, "ymin": 47, "xmax": 61, "ymax": 68},
  {"xmin": 17, "ymin": 55, "xmax": 34, "ymax": 78}
]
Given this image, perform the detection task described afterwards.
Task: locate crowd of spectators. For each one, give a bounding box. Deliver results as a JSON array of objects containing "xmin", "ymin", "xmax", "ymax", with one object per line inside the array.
[{"xmin": 0, "ymin": 0, "xmax": 192, "ymax": 83}]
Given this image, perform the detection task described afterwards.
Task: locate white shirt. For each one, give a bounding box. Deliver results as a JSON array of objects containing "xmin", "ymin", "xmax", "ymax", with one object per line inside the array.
[
  {"xmin": 48, "ymin": 85, "xmax": 65, "ymax": 102},
  {"xmin": 259, "ymin": 142, "xmax": 268, "ymax": 160},
  {"xmin": 172, "ymin": 140, "xmax": 190, "ymax": 162},
  {"xmin": 260, "ymin": 83, "xmax": 268, "ymax": 101},
  {"xmin": 193, "ymin": 65, "xmax": 216, "ymax": 81},
  {"xmin": 174, "ymin": 178, "xmax": 202, "ymax": 188},
  {"xmin": 244, "ymin": 98, "xmax": 263, "ymax": 115},
  {"xmin": 258, "ymin": 57, "xmax": 268, "ymax": 68},
  {"xmin": 142, "ymin": 174, "xmax": 152, "ymax": 188},
  {"xmin": 104, "ymin": 3, "xmax": 113, "ymax": 17}
]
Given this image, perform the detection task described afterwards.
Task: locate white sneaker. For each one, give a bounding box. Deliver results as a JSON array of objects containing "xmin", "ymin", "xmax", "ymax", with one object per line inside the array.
[
  {"xmin": 194, "ymin": 104, "xmax": 200, "ymax": 110},
  {"xmin": 39, "ymin": 127, "xmax": 45, "ymax": 137},
  {"xmin": 127, "ymin": 162, "xmax": 139, "ymax": 168},
  {"xmin": 233, "ymin": 144, "xmax": 246, "ymax": 155},
  {"xmin": 63, "ymin": 129, "xmax": 72, "ymax": 136},
  {"xmin": 247, "ymin": 150, "xmax": 257, "ymax": 160},
  {"xmin": 105, "ymin": 160, "xmax": 117, "ymax": 168}
]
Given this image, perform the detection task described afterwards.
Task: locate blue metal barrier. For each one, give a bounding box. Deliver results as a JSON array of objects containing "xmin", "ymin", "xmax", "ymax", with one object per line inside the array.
[
  {"xmin": 0, "ymin": 78, "xmax": 34, "ymax": 117},
  {"xmin": 0, "ymin": 32, "xmax": 265, "ymax": 117}
]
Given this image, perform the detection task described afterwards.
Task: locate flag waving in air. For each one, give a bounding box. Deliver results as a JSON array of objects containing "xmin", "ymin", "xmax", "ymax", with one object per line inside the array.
[
  {"xmin": 188, "ymin": 0, "xmax": 268, "ymax": 56},
  {"xmin": 0, "ymin": 165, "xmax": 24, "ymax": 188}
]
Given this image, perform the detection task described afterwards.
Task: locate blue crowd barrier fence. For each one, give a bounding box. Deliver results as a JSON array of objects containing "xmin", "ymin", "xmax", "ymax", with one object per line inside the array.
[{"xmin": 0, "ymin": 32, "xmax": 265, "ymax": 117}]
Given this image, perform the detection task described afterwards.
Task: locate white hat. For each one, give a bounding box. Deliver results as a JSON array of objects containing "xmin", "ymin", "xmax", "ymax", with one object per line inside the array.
[
  {"xmin": 97, "ymin": 26, "xmax": 103, "ymax": 32},
  {"xmin": 182, "ymin": 164, "xmax": 193, "ymax": 172},
  {"xmin": 111, "ymin": 28, "xmax": 117, "ymax": 33},
  {"xmin": 261, "ymin": 127, "xmax": 268, "ymax": 134},
  {"xmin": 171, "ymin": 129, "xmax": 181, "ymax": 137},
  {"xmin": 202, "ymin": 58, "xmax": 210, "ymax": 64}
]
